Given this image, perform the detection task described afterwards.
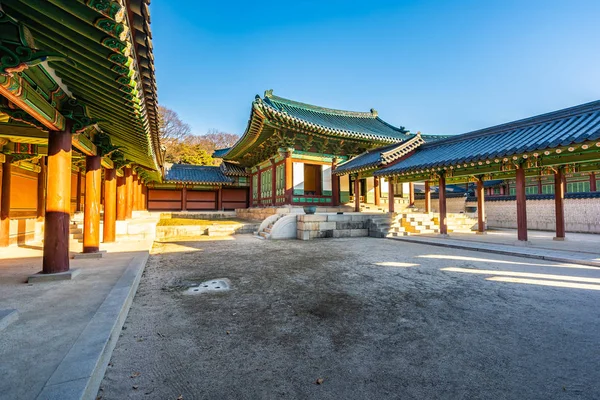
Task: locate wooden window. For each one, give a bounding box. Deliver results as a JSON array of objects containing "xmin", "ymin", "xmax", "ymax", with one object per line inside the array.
[{"xmin": 567, "ymin": 181, "xmax": 590, "ymax": 193}]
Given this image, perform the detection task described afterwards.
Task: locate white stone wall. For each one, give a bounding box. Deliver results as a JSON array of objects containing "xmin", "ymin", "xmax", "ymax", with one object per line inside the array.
[
  {"xmin": 485, "ymin": 198, "xmax": 600, "ymax": 233},
  {"xmin": 296, "ymin": 213, "xmax": 373, "ymax": 240}
]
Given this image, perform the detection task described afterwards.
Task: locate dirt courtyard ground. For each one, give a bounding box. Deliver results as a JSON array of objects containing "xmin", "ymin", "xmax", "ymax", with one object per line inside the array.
[{"xmin": 99, "ymin": 235, "xmax": 600, "ymax": 400}]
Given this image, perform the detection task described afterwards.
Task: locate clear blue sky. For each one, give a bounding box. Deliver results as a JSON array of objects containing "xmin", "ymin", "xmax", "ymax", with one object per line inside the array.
[{"xmin": 151, "ymin": 0, "xmax": 600, "ymax": 137}]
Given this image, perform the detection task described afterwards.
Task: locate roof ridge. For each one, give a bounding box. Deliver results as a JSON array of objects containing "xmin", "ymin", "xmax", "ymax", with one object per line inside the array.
[
  {"xmin": 422, "ymin": 99, "xmax": 600, "ymax": 149},
  {"xmin": 263, "ymin": 90, "xmax": 377, "ymax": 118}
]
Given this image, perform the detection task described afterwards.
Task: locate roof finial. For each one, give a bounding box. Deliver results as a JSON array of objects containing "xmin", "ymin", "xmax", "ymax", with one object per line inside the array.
[
  {"xmin": 370, "ymin": 108, "xmax": 378, "ymax": 117},
  {"xmin": 264, "ymin": 89, "xmax": 274, "ymax": 98}
]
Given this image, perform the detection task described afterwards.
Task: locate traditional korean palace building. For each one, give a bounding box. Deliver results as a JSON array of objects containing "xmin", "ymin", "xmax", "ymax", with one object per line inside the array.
[{"xmin": 0, "ymin": 0, "xmax": 160, "ymax": 277}]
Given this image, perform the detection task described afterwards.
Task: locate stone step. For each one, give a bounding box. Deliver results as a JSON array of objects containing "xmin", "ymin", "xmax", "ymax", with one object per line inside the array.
[
  {"xmin": 264, "ymin": 227, "xmax": 272, "ymax": 234},
  {"xmin": 258, "ymin": 231, "xmax": 270, "ymax": 239}
]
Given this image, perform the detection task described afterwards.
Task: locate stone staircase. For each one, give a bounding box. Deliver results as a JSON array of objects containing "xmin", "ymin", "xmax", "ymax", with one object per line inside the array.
[
  {"xmin": 369, "ymin": 212, "xmax": 477, "ymax": 238},
  {"xmin": 256, "ymin": 214, "xmax": 285, "ymax": 239}
]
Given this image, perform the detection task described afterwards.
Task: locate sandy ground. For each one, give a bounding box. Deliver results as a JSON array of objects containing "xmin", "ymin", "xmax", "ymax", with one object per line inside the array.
[{"xmin": 99, "ymin": 235, "xmax": 600, "ymax": 400}]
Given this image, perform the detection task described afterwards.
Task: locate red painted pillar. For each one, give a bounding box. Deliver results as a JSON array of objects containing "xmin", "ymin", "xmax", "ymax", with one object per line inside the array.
[
  {"xmin": 285, "ymin": 155, "xmax": 293, "ymax": 205},
  {"xmin": 537, "ymin": 176, "xmax": 543, "ymax": 194},
  {"xmin": 116, "ymin": 175, "xmax": 127, "ymax": 221},
  {"xmin": 590, "ymin": 172, "xmax": 597, "ymax": 192},
  {"xmin": 37, "ymin": 156, "xmax": 46, "ymax": 219},
  {"xmin": 75, "ymin": 170, "xmax": 83, "ymax": 213},
  {"xmin": 182, "ymin": 186, "xmax": 187, "ymax": 211},
  {"xmin": 354, "ymin": 174, "xmax": 360, "ymax": 212},
  {"xmin": 438, "ymin": 174, "xmax": 448, "ymax": 235},
  {"xmin": 388, "ymin": 178, "xmax": 395, "ymax": 213},
  {"xmin": 374, "ymin": 176, "xmax": 380, "ymax": 206},
  {"xmin": 103, "ymin": 168, "xmax": 117, "ymax": 243},
  {"xmin": 515, "ymin": 165, "xmax": 528, "ymax": 241},
  {"xmin": 424, "ymin": 181, "xmax": 431, "ymax": 213},
  {"xmin": 271, "ymin": 160, "xmax": 277, "ymax": 206},
  {"xmin": 132, "ymin": 174, "xmax": 138, "ymax": 211},
  {"xmin": 331, "ymin": 159, "xmax": 340, "ymax": 206},
  {"xmin": 83, "ymin": 155, "xmax": 101, "ymax": 253},
  {"xmin": 125, "ymin": 167, "xmax": 133, "ymax": 219},
  {"xmin": 257, "ymin": 169, "xmax": 262, "ymax": 206},
  {"xmin": 217, "ymin": 187, "xmax": 223, "ymax": 210},
  {"xmin": 0, "ymin": 155, "xmax": 12, "ymax": 247},
  {"xmin": 43, "ymin": 125, "xmax": 72, "ymax": 274},
  {"xmin": 554, "ymin": 168, "xmax": 565, "ymax": 240},
  {"xmin": 476, "ymin": 177, "xmax": 485, "ymax": 234},
  {"xmin": 408, "ymin": 182, "xmax": 415, "ymax": 207}
]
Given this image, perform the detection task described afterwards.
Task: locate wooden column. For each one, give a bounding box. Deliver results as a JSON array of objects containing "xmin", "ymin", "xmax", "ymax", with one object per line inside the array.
[
  {"xmin": 354, "ymin": 174, "xmax": 360, "ymax": 212},
  {"xmin": 554, "ymin": 168, "xmax": 565, "ymax": 240},
  {"xmin": 181, "ymin": 186, "xmax": 187, "ymax": 211},
  {"xmin": 138, "ymin": 181, "xmax": 144, "ymax": 210},
  {"xmin": 83, "ymin": 155, "xmax": 101, "ymax": 253},
  {"xmin": 0, "ymin": 155, "xmax": 12, "ymax": 247},
  {"xmin": 132, "ymin": 175, "xmax": 138, "ymax": 211},
  {"xmin": 408, "ymin": 182, "xmax": 415, "ymax": 207},
  {"xmin": 43, "ymin": 126, "xmax": 72, "ymax": 274},
  {"xmin": 285, "ymin": 154, "xmax": 293, "ymax": 204},
  {"xmin": 116, "ymin": 175, "xmax": 127, "ymax": 221},
  {"xmin": 374, "ymin": 176, "xmax": 380, "ymax": 206},
  {"xmin": 103, "ymin": 168, "xmax": 117, "ymax": 243},
  {"xmin": 141, "ymin": 184, "xmax": 147, "ymax": 210},
  {"xmin": 217, "ymin": 186, "xmax": 223, "ymax": 211},
  {"xmin": 331, "ymin": 159, "xmax": 340, "ymax": 206},
  {"xmin": 537, "ymin": 176, "xmax": 543, "ymax": 194},
  {"xmin": 476, "ymin": 177, "xmax": 485, "ymax": 234},
  {"xmin": 388, "ymin": 178, "xmax": 395, "ymax": 213},
  {"xmin": 125, "ymin": 167, "xmax": 133, "ymax": 218},
  {"xmin": 515, "ymin": 165, "xmax": 528, "ymax": 241},
  {"xmin": 590, "ymin": 172, "xmax": 597, "ymax": 192},
  {"xmin": 271, "ymin": 160, "xmax": 277, "ymax": 206},
  {"xmin": 438, "ymin": 174, "xmax": 448, "ymax": 235},
  {"xmin": 75, "ymin": 170, "xmax": 83, "ymax": 212},
  {"xmin": 424, "ymin": 181, "xmax": 431, "ymax": 213},
  {"xmin": 37, "ymin": 156, "xmax": 47, "ymax": 219}
]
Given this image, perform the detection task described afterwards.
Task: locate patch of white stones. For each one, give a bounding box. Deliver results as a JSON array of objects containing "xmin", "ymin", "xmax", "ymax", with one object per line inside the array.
[{"xmin": 185, "ymin": 278, "xmax": 231, "ymax": 294}]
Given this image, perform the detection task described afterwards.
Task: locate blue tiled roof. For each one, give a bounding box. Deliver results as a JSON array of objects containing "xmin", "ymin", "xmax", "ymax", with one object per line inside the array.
[
  {"xmin": 220, "ymin": 161, "xmax": 248, "ymax": 176},
  {"xmin": 164, "ymin": 164, "xmax": 233, "ymax": 184},
  {"xmin": 334, "ymin": 133, "xmax": 444, "ymax": 175},
  {"xmin": 376, "ymin": 100, "xmax": 600, "ymax": 176},
  {"xmin": 334, "ymin": 143, "xmax": 401, "ymax": 174},
  {"xmin": 212, "ymin": 148, "xmax": 230, "ymax": 158}
]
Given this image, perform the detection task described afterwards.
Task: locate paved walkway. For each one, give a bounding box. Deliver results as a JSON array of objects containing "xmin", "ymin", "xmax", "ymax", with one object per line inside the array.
[
  {"xmin": 0, "ymin": 239, "xmax": 152, "ymax": 400},
  {"xmin": 390, "ymin": 229, "xmax": 600, "ymax": 267}
]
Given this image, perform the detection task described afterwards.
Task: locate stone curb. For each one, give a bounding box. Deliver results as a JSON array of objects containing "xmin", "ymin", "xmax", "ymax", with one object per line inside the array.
[
  {"xmin": 35, "ymin": 251, "xmax": 150, "ymax": 400},
  {"xmin": 387, "ymin": 236, "xmax": 600, "ymax": 268}
]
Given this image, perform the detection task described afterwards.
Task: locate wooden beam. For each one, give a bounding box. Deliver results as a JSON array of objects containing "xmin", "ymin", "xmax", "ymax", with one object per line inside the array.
[
  {"xmin": 83, "ymin": 155, "xmax": 101, "ymax": 253},
  {"xmin": 43, "ymin": 124, "xmax": 72, "ymax": 274},
  {"xmin": 72, "ymin": 133, "xmax": 97, "ymax": 156},
  {"xmin": 0, "ymin": 74, "xmax": 65, "ymax": 131}
]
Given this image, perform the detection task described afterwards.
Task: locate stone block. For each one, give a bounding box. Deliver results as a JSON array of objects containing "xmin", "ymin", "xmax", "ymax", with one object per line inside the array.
[
  {"xmin": 319, "ymin": 222, "xmax": 337, "ymax": 230},
  {"xmin": 326, "ymin": 214, "xmax": 351, "ymax": 222},
  {"xmin": 300, "ymin": 214, "xmax": 328, "ymax": 222},
  {"xmin": 28, "ymin": 268, "xmax": 81, "ymax": 283},
  {"xmin": 351, "ymin": 214, "xmax": 370, "ymax": 221},
  {"xmin": 297, "ymin": 221, "xmax": 320, "ymax": 231},
  {"xmin": 332, "ymin": 229, "xmax": 351, "ymax": 238},
  {"xmin": 350, "ymin": 229, "xmax": 369, "ymax": 237},
  {"xmin": 297, "ymin": 230, "xmax": 311, "ymax": 240}
]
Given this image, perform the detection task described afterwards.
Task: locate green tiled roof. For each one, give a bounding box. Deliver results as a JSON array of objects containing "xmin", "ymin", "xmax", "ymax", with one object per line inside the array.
[
  {"xmin": 261, "ymin": 90, "xmax": 409, "ymax": 142},
  {"xmin": 164, "ymin": 164, "xmax": 233, "ymax": 185}
]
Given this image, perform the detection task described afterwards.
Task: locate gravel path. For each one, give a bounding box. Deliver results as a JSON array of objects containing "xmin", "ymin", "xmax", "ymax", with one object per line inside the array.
[{"xmin": 99, "ymin": 235, "xmax": 600, "ymax": 400}]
